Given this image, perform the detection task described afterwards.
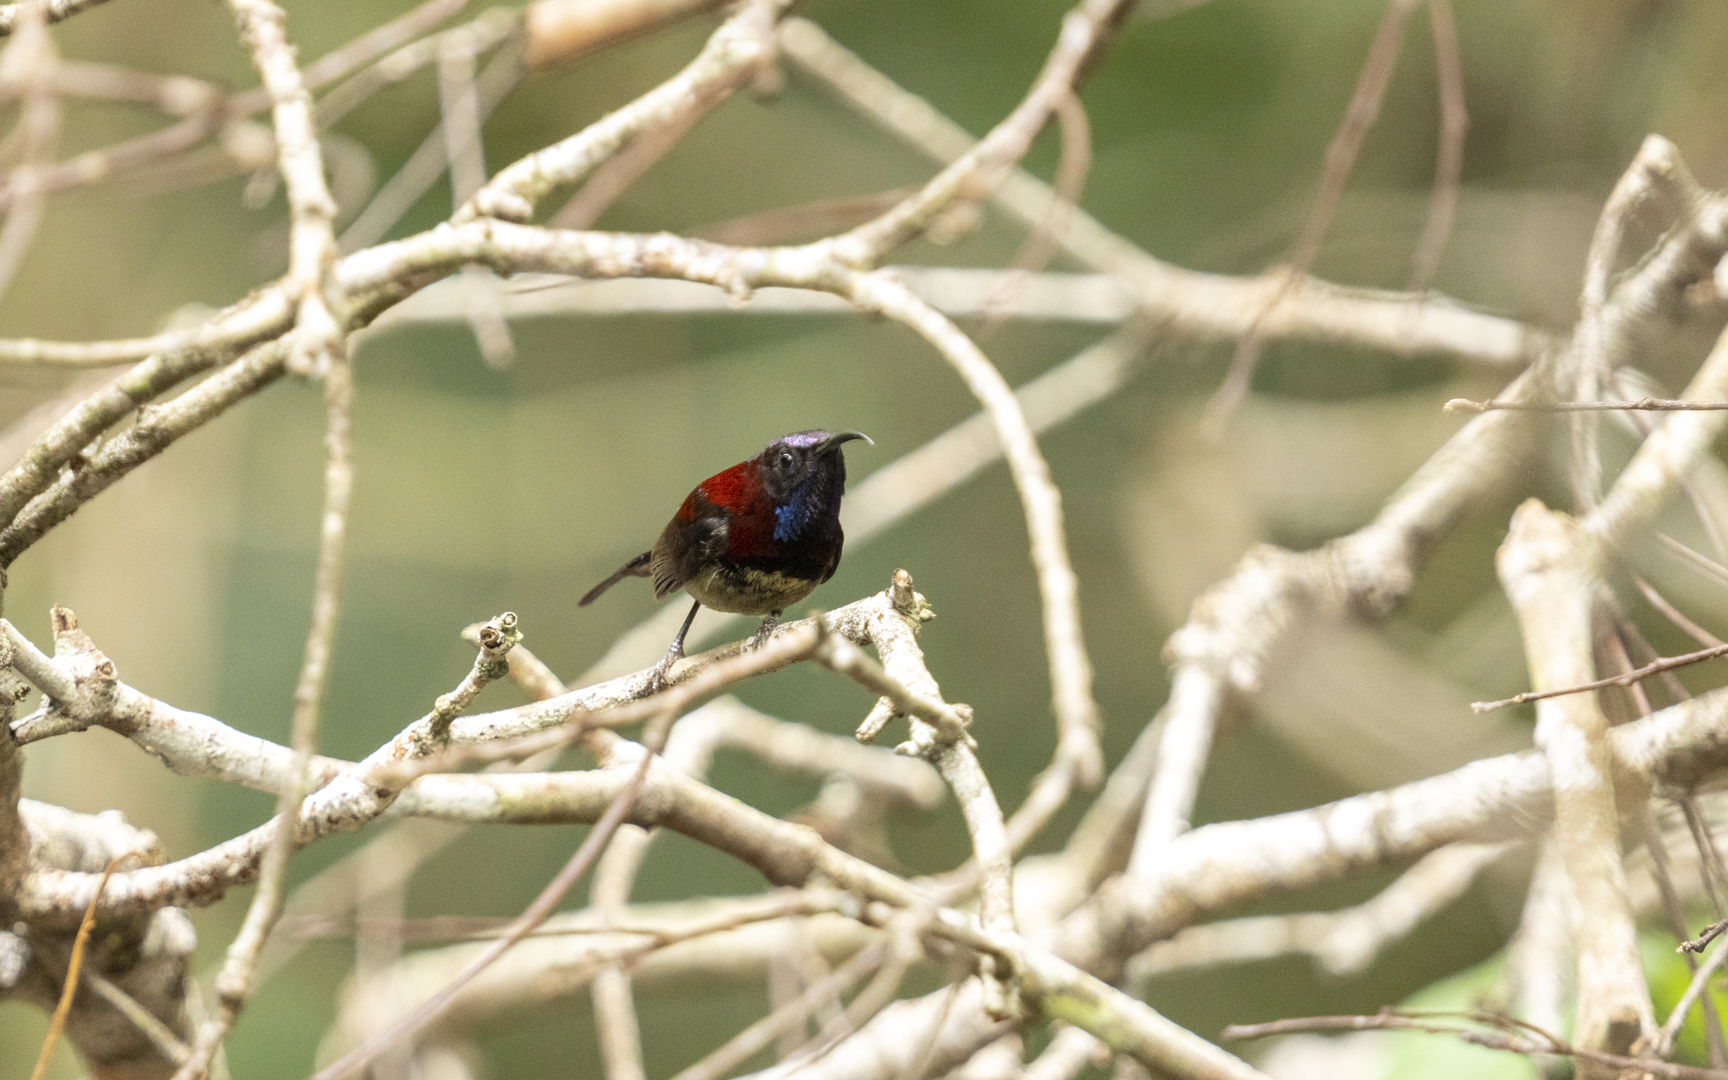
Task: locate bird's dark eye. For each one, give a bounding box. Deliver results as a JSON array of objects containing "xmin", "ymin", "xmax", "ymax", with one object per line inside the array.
[{"xmin": 778, "ymin": 451, "xmax": 795, "ymax": 470}]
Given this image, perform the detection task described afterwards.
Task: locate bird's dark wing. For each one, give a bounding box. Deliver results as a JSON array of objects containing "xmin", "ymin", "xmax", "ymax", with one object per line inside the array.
[
  {"xmin": 651, "ymin": 507, "xmax": 728, "ymax": 601},
  {"xmin": 579, "ymin": 550, "xmax": 652, "ymax": 606}
]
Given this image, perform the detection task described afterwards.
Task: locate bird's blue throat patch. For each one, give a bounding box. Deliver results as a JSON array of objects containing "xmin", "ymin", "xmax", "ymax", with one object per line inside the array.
[
  {"xmin": 774, "ymin": 469, "xmax": 839, "ymax": 542},
  {"xmin": 773, "ymin": 499, "xmax": 805, "ymax": 542}
]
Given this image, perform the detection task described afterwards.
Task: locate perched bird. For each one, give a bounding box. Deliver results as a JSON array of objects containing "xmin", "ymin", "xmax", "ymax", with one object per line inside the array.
[{"xmin": 581, "ymin": 429, "xmax": 872, "ymax": 689}]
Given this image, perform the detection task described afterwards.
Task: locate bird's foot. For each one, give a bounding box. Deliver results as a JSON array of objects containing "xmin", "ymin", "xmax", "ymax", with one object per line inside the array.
[
  {"xmin": 749, "ymin": 612, "xmax": 780, "ymax": 651},
  {"xmin": 647, "ymin": 645, "xmax": 683, "ymax": 694}
]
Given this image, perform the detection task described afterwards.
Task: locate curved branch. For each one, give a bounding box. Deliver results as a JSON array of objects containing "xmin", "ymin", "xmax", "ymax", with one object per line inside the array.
[{"xmin": 0, "ymin": 0, "xmax": 110, "ymax": 33}]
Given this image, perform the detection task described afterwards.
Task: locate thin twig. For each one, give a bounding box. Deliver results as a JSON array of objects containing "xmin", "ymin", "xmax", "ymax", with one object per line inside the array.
[
  {"xmin": 1473, "ymin": 641, "xmax": 1728, "ymax": 713},
  {"xmin": 308, "ymin": 721, "xmax": 667, "ymax": 1080},
  {"xmin": 690, "ymin": 190, "xmax": 912, "ymax": 246},
  {"xmin": 1636, "ymin": 574, "xmax": 1726, "ymax": 650},
  {"xmin": 591, "ymin": 799, "xmax": 650, "ymax": 1080},
  {"xmin": 546, "ymin": 64, "xmax": 722, "ymax": 230},
  {"xmin": 0, "ymin": 5, "xmax": 479, "ymax": 224},
  {"xmin": 1569, "ymin": 136, "xmax": 1690, "ymax": 511},
  {"xmin": 326, "ymin": 886, "xmax": 849, "ymax": 1063},
  {"xmin": 88, "ymin": 1, "xmax": 481, "ymax": 204},
  {"xmin": 791, "ymin": 915, "xmax": 924, "ymax": 1067},
  {"xmin": 979, "ymin": 86, "xmax": 1092, "ymax": 331},
  {"xmin": 1660, "ymin": 533, "xmax": 1728, "ymax": 590},
  {"xmin": 336, "ymin": 35, "xmax": 522, "ymax": 253},
  {"xmin": 351, "ymin": 843, "xmax": 410, "ymax": 1080},
  {"xmin": 1406, "ymin": 0, "xmax": 1465, "ymax": 292},
  {"xmin": 1618, "ymin": 641, "xmax": 1725, "ymax": 1062},
  {"xmin": 436, "ymin": 30, "xmax": 513, "ymax": 367},
  {"xmin": 1447, "ymin": 397, "xmax": 1728, "ymax": 414},
  {"xmin": 1683, "ymin": 920, "xmax": 1728, "ymax": 955},
  {"xmin": 669, "ymin": 942, "xmax": 889, "ymax": 1080},
  {"xmin": 807, "ymin": 3, "xmax": 1132, "ymax": 270},
  {"xmin": 1202, "ymin": 0, "xmax": 1420, "ymax": 435},
  {"xmin": 28, "ymin": 854, "xmax": 126, "ymax": 1080},
  {"xmin": 279, "ymin": 901, "xmax": 837, "ymax": 944},
  {"xmin": 1224, "ymin": 1011, "xmax": 1728, "ymax": 1080},
  {"xmin": 292, "ymin": 0, "xmax": 471, "ymax": 107},
  {"xmin": 81, "ymin": 968, "xmax": 192, "ymax": 1066},
  {"xmin": 173, "ymin": 341, "xmax": 355, "ymax": 1080},
  {"xmin": 1609, "ymin": 366, "xmax": 1728, "ymax": 559},
  {"xmin": 1663, "ymin": 934, "xmax": 1728, "ymax": 1057},
  {"xmin": 1642, "ymin": 803, "xmax": 1728, "ymax": 1064},
  {"xmin": 1589, "ymin": 318, "xmax": 1728, "ymax": 549},
  {"xmin": 0, "ymin": 0, "xmax": 60, "ymax": 304},
  {"xmin": 1685, "ymin": 800, "xmax": 1728, "ymax": 923},
  {"xmin": 1613, "ymin": 599, "xmax": 1694, "ymax": 707}
]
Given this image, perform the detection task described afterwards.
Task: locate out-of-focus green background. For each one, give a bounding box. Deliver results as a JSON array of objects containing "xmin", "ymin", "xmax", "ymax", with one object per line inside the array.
[{"xmin": 5, "ymin": 0, "xmax": 1728, "ymax": 1075}]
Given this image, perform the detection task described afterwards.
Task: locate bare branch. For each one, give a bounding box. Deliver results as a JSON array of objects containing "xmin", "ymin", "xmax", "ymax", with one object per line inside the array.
[
  {"xmin": 378, "ymin": 267, "xmax": 1136, "ymax": 327},
  {"xmin": 1019, "ymin": 950, "xmax": 1272, "ymax": 1080},
  {"xmin": 833, "ymin": 568, "xmax": 1016, "ymax": 1016},
  {"xmin": 847, "ymin": 273, "xmax": 1100, "ymax": 786},
  {"xmin": 1128, "ymin": 842, "xmax": 1512, "ymax": 979},
  {"xmin": 782, "ymin": 14, "xmax": 1547, "ymax": 368},
  {"xmin": 522, "ymin": 0, "xmax": 725, "ymax": 69},
  {"xmin": 227, "ymin": 0, "xmax": 344, "ymax": 377},
  {"xmin": 546, "ymin": 47, "xmax": 721, "ymax": 230},
  {"xmin": 828, "ymin": 0, "xmax": 1132, "ymax": 267},
  {"xmin": 461, "ymin": 0, "xmax": 786, "ymax": 223},
  {"xmin": 1498, "ymin": 501, "xmax": 1653, "ymax": 1065},
  {"xmin": 0, "ymin": 0, "xmax": 108, "ymax": 34},
  {"xmin": 311, "ymin": 728, "xmax": 663, "ymax": 1080},
  {"xmin": 1590, "ymin": 319, "xmax": 1728, "ymax": 548},
  {"xmin": 1569, "ymin": 136, "xmax": 1693, "ymax": 510}
]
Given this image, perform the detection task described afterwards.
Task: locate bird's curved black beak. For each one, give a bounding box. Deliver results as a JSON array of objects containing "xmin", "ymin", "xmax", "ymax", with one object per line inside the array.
[{"xmin": 816, "ymin": 430, "xmax": 872, "ymax": 456}]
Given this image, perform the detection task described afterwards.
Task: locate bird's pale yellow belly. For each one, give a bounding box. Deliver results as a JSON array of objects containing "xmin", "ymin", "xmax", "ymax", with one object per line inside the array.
[{"xmin": 684, "ymin": 564, "xmax": 817, "ymax": 615}]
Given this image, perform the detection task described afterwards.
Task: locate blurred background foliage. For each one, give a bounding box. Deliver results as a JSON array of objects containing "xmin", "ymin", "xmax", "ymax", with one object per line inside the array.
[{"xmin": 3, "ymin": 0, "xmax": 1728, "ymax": 1075}]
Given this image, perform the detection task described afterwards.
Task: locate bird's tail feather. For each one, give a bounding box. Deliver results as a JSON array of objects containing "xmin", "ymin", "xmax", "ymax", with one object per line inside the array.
[{"xmin": 579, "ymin": 551, "xmax": 652, "ymax": 606}]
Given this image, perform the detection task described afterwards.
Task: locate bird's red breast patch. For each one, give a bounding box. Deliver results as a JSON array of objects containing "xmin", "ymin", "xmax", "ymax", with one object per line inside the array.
[{"xmin": 691, "ymin": 459, "xmax": 776, "ymax": 558}]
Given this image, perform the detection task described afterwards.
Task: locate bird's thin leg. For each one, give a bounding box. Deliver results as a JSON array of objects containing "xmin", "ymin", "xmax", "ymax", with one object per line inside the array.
[
  {"xmin": 749, "ymin": 610, "xmax": 780, "ymax": 651},
  {"xmin": 649, "ymin": 599, "xmax": 702, "ymax": 692}
]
